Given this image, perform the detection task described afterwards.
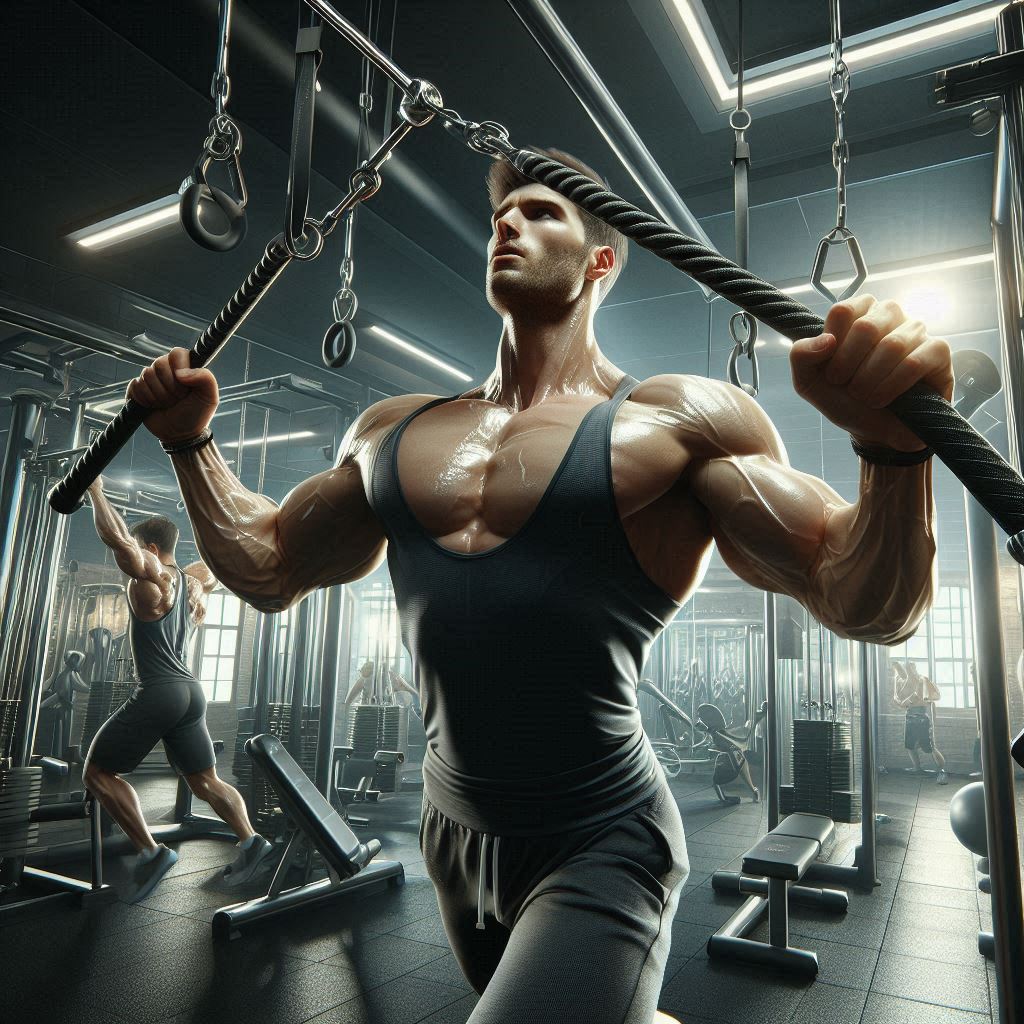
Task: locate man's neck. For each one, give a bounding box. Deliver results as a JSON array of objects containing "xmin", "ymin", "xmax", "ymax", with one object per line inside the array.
[{"xmin": 480, "ymin": 304, "xmax": 620, "ymax": 412}]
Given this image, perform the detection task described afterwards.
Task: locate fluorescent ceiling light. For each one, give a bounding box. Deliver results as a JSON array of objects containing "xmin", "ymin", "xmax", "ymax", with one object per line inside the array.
[
  {"xmin": 778, "ymin": 251, "xmax": 993, "ymax": 297},
  {"xmin": 67, "ymin": 194, "xmax": 181, "ymax": 251},
  {"xmin": 369, "ymin": 325, "xmax": 473, "ymax": 382},
  {"xmin": 672, "ymin": 0, "xmax": 1002, "ymax": 103},
  {"xmin": 220, "ymin": 430, "xmax": 315, "ymax": 449}
]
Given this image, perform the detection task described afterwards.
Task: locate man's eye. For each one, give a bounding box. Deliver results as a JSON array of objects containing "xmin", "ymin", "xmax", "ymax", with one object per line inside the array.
[{"xmin": 532, "ymin": 208, "xmax": 554, "ymax": 219}]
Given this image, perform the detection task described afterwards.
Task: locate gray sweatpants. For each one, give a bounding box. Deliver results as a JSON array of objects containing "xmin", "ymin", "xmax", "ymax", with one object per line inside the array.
[{"xmin": 419, "ymin": 784, "xmax": 689, "ymax": 1023}]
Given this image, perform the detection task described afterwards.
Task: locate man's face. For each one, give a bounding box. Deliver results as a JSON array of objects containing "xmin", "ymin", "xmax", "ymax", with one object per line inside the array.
[{"xmin": 485, "ymin": 184, "xmax": 594, "ymax": 316}]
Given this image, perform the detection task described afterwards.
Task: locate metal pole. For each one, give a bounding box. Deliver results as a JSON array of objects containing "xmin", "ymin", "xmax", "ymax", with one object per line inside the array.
[
  {"xmin": 315, "ymin": 585, "xmax": 344, "ymax": 796},
  {"xmin": 857, "ymin": 642, "xmax": 879, "ymax": 888},
  {"xmin": 505, "ymin": 0, "xmax": 716, "ymax": 296},
  {"xmin": 993, "ymin": 2, "xmax": 1024, "ymax": 476},
  {"xmin": 965, "ymin": 494, "xmax": 1024, "ymax": 1024},
  {"xmin": 0, "ymin": 392, "xmax": 46, "ymax": 629},
  {"xmin": 288, "ymin": 599, "xmax": 310, "ymax": 763},
  {"xmin": 765, "ymin": 592, "xmax": 779, "ymax": 832}
]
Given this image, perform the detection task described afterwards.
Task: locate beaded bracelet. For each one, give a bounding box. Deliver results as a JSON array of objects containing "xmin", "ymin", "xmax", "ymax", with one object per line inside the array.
[
  {"xmin": 161, "ymin": 429, "xmax": 214, "ymax": 456},
  {"xmin": 850, "ymin": 437, "xmax": 932, "ymax": 466}
]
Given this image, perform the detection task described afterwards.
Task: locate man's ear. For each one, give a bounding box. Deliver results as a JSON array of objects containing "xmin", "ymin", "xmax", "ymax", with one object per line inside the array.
[{"xmin": 585, "ymin": 245, "xmax": 615, "ymax": 283}]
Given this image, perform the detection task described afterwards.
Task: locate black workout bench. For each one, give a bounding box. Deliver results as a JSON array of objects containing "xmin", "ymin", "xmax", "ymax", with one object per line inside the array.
[
  {"xmin": 212, "ymin": 733, "xmax": 404, "ymax": 940},
  {"xmin": 709, "ymin": 812, "xmax": 849, "ymax": 977}
]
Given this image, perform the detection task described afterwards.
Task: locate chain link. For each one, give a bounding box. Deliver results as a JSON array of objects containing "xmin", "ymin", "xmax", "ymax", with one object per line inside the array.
[{"xmin": 828, "ymin": 0, "xmax": 850, "ymax": 230}]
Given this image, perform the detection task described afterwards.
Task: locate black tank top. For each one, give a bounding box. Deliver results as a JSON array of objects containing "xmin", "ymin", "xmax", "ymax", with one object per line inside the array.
[
  {"xmin": 369, "ymin": 375, "xmax": 681, "ymax": 834},
  {"xmin": 129, "ymin": 567, "xmax": 196, "ymax": 684}
]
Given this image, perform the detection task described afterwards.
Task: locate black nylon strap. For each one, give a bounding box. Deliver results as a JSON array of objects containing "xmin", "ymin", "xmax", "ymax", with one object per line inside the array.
[{"xmin": 285, "ymin": 12, "xmax": 323, "ymax": 249}]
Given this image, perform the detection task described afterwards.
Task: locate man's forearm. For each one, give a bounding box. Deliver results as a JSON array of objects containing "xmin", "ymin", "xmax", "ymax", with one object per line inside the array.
[
  {"xmin": 808, "ymin": 458, "xmax": 936, "ymax": 644},
  {"xmin": 89, "ymin": 488, "xmax": 133, "ymax": 549},
  {"xmin": 168, "ymin": 442, "xmax": 288, "ymax": 610}
]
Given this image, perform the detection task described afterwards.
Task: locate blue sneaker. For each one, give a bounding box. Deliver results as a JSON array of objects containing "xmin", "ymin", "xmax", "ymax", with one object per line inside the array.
[{"xmin": 125, "ymin": 844, "xmax": 178, "ymax": 904}]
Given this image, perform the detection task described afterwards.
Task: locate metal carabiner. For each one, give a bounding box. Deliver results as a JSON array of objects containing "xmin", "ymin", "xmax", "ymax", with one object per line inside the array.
[
  {"xmin": 179, "ymin": 119, "xmax": 248, "ymax": 253},
  {"xmin": 810, "ymin": 225, "xmax": 868, "ymax": 304},
  {"xmin": 727, "ymin": 311, "xmax": 759, "ymax": 397},
  {"xmin": 322, "ymin": 210, "xmax": 359, "ymax": 369}
]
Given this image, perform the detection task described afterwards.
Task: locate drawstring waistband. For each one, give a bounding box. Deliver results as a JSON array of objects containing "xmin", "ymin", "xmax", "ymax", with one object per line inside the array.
[{"xmin": 476, "ymin": 833, "xmax": 501, "ymax": 930}]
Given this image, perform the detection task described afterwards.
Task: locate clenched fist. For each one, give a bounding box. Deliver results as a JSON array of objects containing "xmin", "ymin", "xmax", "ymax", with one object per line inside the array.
[{"xmin": 128, "ymin": 347, "xmax": 220, "ymax": 445}]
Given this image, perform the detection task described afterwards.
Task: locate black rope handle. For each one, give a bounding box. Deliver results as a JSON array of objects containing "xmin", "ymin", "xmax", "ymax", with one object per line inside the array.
[
  {"xmin": 48, "ymin": 239, "xmax": 293, "ymax": 514},
  {"xmin": 509, "ymin": 150, "xmax": 1024, "ymax": 565}
]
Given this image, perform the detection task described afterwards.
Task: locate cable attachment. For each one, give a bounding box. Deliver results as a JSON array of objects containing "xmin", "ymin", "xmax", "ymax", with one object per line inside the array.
[
  {"xmin": 727, "ymin": 311, "xmax": 759, "ymax": 397},
  {"xmin": 427, "ymin": 99, "xmax": 516, "ymax": 159},
  {"xmin": 398, "ymin": 79, "xmax": 442, "ymax": 127},
  {"xmin": 322, "ymin": 210, "xmax": 359, "ymax": 369},
  {"xmin": 810, "ymin": 0, "xmax": 868, "ymax": 303},
  {"xmin": 180, "ymin": 0, "xmax": 247, "ymax": 252}
]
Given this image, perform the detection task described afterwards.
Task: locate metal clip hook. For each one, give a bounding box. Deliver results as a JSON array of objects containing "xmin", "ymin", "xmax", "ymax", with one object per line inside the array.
[
  {"xmin": 727, "ymin": 311, "xmax": 759, "ymax": 397},
  {"xmin": 179, "ymin": 119, "xmax": 248, "ymax": 252},
  {"xmin": 322, "ymin": 210, "xmax": 359, "ymax": 369},
  {"xmin": 810, "ymin": 225, "xmax": 868, "ymax": 304}
]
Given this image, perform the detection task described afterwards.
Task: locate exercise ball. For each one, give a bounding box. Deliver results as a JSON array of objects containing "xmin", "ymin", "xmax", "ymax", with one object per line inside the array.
[{"xmin": 949, "ymin": 781, "xmax": 988, "ymax": 857}]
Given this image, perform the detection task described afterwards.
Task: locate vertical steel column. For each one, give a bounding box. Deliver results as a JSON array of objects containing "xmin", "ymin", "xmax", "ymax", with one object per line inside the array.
[
  {"xmin": 857, "ymin": 642, "xmax": 879, "ymax": 888},
  {"xmin": 19, "ymin": 398, "xmax": 84, "ymax": 762},
  {"xmin": 993, "ymin": 3, "xmax": 1024, "ymax": 476},
  {"xmin": 765, "ymin": 592, "xmax": 779, "ymax": 832},
  {"xmin": 965, "ymin": 494, "xmax": 1024, "ymax": 1024},
  {"xmin": 288, "ymin": 599, "xmax": 310, "ymax": 762},
  {"xmin": 0, "ymin": 391, "xmax": 47, "ymax": 656},
  {"xmin": 315, "ymin": 585, "xmax": 344, "ymax": 796}
]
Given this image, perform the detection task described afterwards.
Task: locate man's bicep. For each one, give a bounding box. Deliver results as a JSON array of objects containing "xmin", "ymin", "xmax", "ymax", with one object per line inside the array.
[{"xmin": 692, "ymin": 453, "xmax": 845, "ymax": 601}]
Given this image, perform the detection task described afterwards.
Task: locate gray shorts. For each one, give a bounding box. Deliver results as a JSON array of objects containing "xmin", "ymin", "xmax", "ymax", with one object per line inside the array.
[
  {"xmin": 419, "ymin": 784, "xmax": 689, "ymax": 1023},
  {"xmin": 87, "ymin": 677, "xmax": 216, "ymax": 776}
]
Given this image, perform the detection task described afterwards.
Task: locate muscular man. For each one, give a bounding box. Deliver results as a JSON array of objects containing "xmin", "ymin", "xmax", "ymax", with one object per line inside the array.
[
  {"xmin": 344, "ymin": 660, "xmax": 376, "ymax": 705},
  {"xmin": 126, "ymin": 147, "xmax": 947, "ymax": 1022},
  {"xmin": 893, "ymin": 659, "xmax": 948, "ymax": 784},
  {"xmin": 386, "ymin": 666, "xmax": 422, "ymax": 718},
  {"xmin": 82, "ymin": 480, "xmax": 274, "ymax": 902}
]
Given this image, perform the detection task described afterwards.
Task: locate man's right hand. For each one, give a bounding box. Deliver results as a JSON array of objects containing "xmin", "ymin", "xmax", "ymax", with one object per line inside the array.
[{"xmin": 128, "ymin": 347, "xmax": 219, "ymax": 444}]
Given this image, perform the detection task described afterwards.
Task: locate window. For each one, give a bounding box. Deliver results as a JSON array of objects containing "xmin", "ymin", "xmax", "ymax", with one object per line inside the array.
[
  {"xmin": 191, "ymin": 592, "xmax": 242, "ymax": 702},
  {"xmin": 887, "ymin": 584, "xmax": 975, "ymax": 708}
]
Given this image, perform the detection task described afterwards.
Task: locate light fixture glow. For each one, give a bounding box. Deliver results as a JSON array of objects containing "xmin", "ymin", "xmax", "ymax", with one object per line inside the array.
[
  {"xmin": 671, "ymin": 0, "xmax": 1002, "ymax": 103},
  {"xmin": 369, "ymin": 325, "xmax": 473, "ymax": 381},
  {"xmin": 68, "ymin": 194, "xmax": 181, "ymax": 251},
  {"xmin": 220, "ymin": 431, "xmax": 316, "ymax": 450},
  {"xmin": 779, "ymin": 252, "xmax": 993, "ymax": 297}
]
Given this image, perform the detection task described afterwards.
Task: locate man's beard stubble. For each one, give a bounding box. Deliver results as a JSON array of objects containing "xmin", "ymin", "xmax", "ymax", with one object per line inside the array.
[{"xmin": 486, "ymin": 248, "xmax": 588, "ymax": 318}]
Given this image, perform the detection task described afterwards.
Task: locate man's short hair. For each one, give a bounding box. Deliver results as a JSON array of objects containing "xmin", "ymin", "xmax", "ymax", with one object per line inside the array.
[
  {"xmin": 486, "ymin": 147, "xmax": 628, "ymax": 304},
  {"xmin": 129, "ymin": 516, "xmax": 178, "ymax": 555}
]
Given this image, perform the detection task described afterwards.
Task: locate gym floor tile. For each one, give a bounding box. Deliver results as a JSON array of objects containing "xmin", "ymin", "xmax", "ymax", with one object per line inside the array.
[
  {"xmin": 871, "ymin": 950, "xmax": 990, "ymax": 1014},
  {"xmin": 900, "ymin": 862, "xmax": 978, "ymax": 891},
  {"xmin": 882, "ymin": 921, "xmax": 984, "ymax": 966},
  {"xmin": 658, "ymin": 957, "xmax": 808, "ymax": 1024},
  {"xmin": 790, "ymin": 981, "xmax": 868, "ymax": 1024},
  {"xmin": 409, "ymin": 952, "xmax": 474, "ymax": 991},
  {"xmin": 668, "ymin": 918, "xmax": 716, "ymax": 959},
  {"xmin": 671, "ymin": 884, "xmax": 745, "ymax": 929},
  {"xmin": 801, "ymin": 935, "xmax": 880, "ymax": 990},
  {"xmin": 895, "ymin": 879, "xmax": 982, "ymax": 910},
  {"xmin": 787, "ymin": 906, "xmax": 887, "ymax": 949},
  {"xmin": 887, "ymin": 898, "xmax": 979, "ymax": 933},
  {"xmin": 323, "ymin": 933, "xmax": 451, "ymax": 987},
  {"xmin": 301, "ymin": 975, "xmax": 469, "ymax": 1024},
  {"xmin": 416, "ymin": 992, "xmax": 480, "ymax": 1023},
  {"xmin": 861, "ymin": 992, "xmax": 992, "ymax": 1024},
  {"xmin": 389, "ymin": 913, "xmax": 454, "ymax": 948}
]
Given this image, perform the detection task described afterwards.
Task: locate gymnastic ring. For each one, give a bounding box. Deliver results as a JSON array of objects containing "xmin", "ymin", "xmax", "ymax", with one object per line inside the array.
[
  {"xmin": 179, "ymin": 182, "xmax": 247, "ymax": 253},
  {"xmin": 322, "ymin": 319, "xmax": 358, "ymax": 369}
]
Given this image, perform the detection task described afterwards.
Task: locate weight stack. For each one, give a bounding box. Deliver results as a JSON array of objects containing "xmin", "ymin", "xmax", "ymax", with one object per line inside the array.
[
  {"xmin": 0, "ymin": 699, "xmax": 21, "ymax": 759},
  {"xmin": 790, "ymin": 719, "xmax": 860, "ymax": 823},
  {"xmin": 0, "ymin": 765, "xmax": 42, "ymax": 859}
]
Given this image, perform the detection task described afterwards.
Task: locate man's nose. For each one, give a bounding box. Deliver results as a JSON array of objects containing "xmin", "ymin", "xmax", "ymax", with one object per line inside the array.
[{"xmin": 495, "ymin": 215, "xmax": 519, "ymax": 244}]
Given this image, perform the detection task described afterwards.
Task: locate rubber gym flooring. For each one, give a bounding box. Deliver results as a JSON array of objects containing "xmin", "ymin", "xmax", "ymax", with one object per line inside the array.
[{"xmin": 2, "ymin": 764, "xmax": 1008, "ymax": 1024}]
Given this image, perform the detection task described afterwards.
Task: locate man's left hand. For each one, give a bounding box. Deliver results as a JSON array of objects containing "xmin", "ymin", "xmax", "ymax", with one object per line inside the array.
[{"xmin": 789, "ymin": 294, "xmax": 953, "ymax": 452}]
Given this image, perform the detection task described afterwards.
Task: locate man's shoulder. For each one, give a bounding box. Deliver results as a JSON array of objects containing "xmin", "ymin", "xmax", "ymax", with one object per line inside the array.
[{"xmin": 627, "ymin": 373, "xmax": 783, "ymax": 459}]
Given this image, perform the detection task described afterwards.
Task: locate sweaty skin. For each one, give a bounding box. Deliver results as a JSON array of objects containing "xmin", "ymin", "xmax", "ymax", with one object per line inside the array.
[{"xmin": 134, "ymin": 181, "xmax": 948, "ymax": 645}]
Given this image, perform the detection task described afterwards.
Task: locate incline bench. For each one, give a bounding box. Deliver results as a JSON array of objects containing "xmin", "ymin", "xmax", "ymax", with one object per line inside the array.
[
  {"xmin": 709, "ymin": 812, "xmax": 848, "ymax": 977},
  {"xmin": 213, "ymin": 733, "xmax": 404, "ymax": 940}
]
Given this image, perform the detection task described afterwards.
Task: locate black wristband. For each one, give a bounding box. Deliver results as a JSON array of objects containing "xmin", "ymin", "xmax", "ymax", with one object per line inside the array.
[
  {"xmin": 161, "ymin": 429, "xmax": 213, "ymax": 456},
  {"xmin": 851, "ymin": 437, "xmax": 933, "ymax": 466}
]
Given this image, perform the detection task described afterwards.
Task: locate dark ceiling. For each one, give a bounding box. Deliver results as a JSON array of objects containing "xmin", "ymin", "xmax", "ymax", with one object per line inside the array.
[{"xmin": 0, "ymin": 0, "xmax": 1012, "ymax": 576}]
